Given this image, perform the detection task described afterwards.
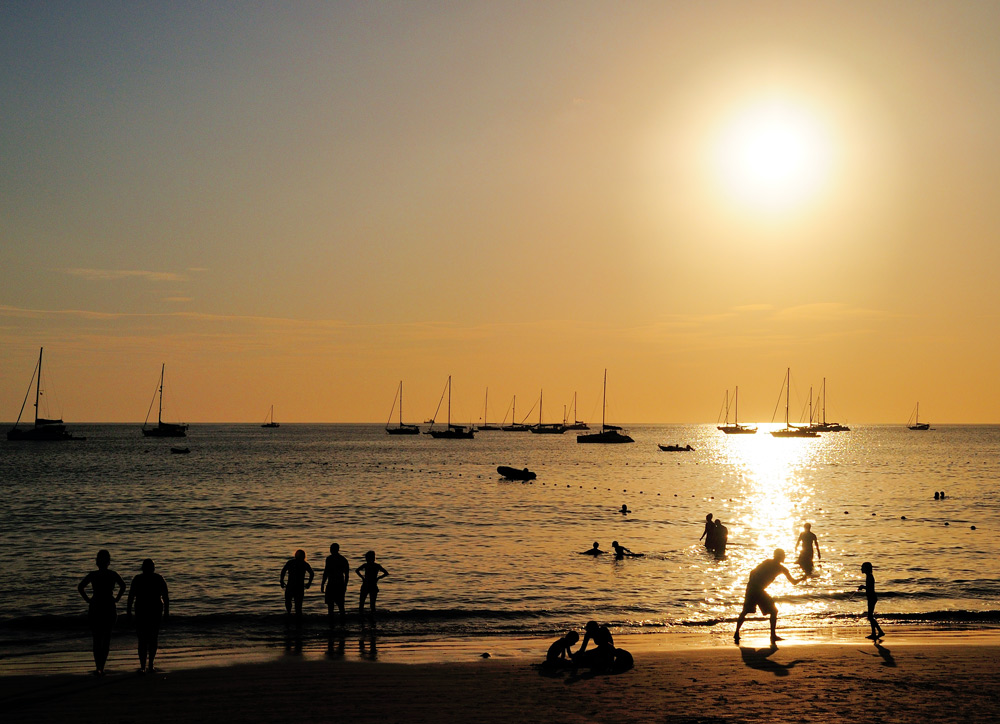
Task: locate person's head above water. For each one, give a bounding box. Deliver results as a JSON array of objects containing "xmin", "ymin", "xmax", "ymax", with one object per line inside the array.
[
  {"xmin": 294, "ymin": 549, "xmax": 306, "ymax": 561},
  {"xmin": 330, "ymin": 543, "xmax": 340, "ymax": 554},
  {"xmin": 861, "ymin": 561, "xmax": 873, "ymax": 574},
  {"xmin": 592, "ymin": 542, "xmax": 600, "ymax": 549},
  {"xmin": 773, "ymin": 548, "xmax": 786, "ymax": 563},
  {"xmin": 96, "ymin": 549, "xmax": 111, "ymax": 569},
  {"xmin": 365, "ymin": 550, "xmax": 376, "ymax": 562},
  {"xmin": 141, "ymin": 558, "xmax": 155, "ymax": 574}
]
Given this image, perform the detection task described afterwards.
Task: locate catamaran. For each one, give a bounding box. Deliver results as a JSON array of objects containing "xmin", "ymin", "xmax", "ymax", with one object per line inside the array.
[
  {"xmin": 7, "ymin": 347, "xmax": 84, "ymax": 441},
  {"xmin": 142, "ymin": 364, "xmax": 189, "ymax": 438}
]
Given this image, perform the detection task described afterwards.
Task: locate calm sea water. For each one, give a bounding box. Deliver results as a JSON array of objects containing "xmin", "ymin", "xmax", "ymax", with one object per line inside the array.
[{"xmin": 2, "ymin": 423, "xmax": 998, "ymax": 668}]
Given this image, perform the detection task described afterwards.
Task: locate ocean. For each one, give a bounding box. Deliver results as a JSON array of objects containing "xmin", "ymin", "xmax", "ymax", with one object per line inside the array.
[{"xmin": 1, "ymin": 423, "xmax": 998, "ymax": 671}]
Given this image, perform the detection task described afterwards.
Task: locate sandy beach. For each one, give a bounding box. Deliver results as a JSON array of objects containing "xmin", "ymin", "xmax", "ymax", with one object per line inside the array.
[{"xmin": 3, "ymin": 630, "xmax": 998, "ymax": 723}]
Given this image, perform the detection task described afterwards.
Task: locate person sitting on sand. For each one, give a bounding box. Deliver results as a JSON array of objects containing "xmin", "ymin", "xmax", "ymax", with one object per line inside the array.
[
  {"xmin": 280, "ymin": 549, "xmax": 314, "ymax": 620},
  {"xmin": 580, "ymin": 542, "xmax": 605, "ymax": 556},
  {"xmin": 126, "ymin": 558, "xmax": 169, "ymax": 673},
  {"xmin": 858, "ymin": 561, "xmax": 886, "ymax": 640},
  {"xmin": 700, "ymin": 513, "xmax": 714, "ymax": 550},
  {"xmin": 712, "ymin": 519, "xmax": 729, "ymax": 559},
  {"xmin": 78, "ymin": 549, "xmax": 126, "ymax": 676},
  {"xmin": 356, "ymin": 550, "xmax": 389, "ymax": 621},
  {"xmin": 573, "ymin": 620, "xmax": 616, "ymax": 671},
  {"xmin": 321, "ymin": 543, "xmax": 350, "ymax": 627},
  {"xmin": 795, "ymin": 523, "xmax": 821, "ymax": 574},
  {"xmin": 545, "ymin": 630, "xmax": 580, "ymax": 666},
  {"xmin": 734, "ymin": 549, "xmax": 804, "ymax": 643}
]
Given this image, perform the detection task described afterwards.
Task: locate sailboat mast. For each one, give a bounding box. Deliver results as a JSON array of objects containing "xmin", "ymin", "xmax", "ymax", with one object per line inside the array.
[
  {"xmin": 158, "ymin": 364, "xmax": 165, "ymax": 425},
  {"xmin": 785, "ymin": 368, "xmax": 790, "ymax": 427},
  {"xmin": 822, "ymin": 378, "xmax": 827, "ymax": 425},
  {"xmin": 34, "ymin": 347, "xmax": 43, "ymax": 425},
  {"xmin": 399, "ymin": 382, "xmax": 404, "ymax": 426},
  {"xmin": 734, "ymin": 386, "xmax": 739, "ymax": 425},
  {"xmin": 602, "ymin": 368, "xmax": 607, "ymax": 431},
  {"xmin": 447, "ymin": 375, "xmax": 452, "ymax": 427}
]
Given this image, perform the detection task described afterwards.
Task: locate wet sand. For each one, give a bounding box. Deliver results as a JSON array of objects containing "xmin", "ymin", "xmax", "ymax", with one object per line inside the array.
[{"xmin": 3, "ymin": 632, "xmax": 998, "ymax": 723}]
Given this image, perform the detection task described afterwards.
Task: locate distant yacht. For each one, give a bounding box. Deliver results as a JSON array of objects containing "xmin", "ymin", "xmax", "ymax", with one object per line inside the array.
[
  {"xmin": 385, "ymin": 381, "xmax": 420, "ymax": 435},
  {"xmin": 262, "ymin": 405, "xmax": 280, "ymax": 428},
  {"xmin": 563, "ymin": 392, "xmax": 589, "ymax": 430},
  {"xmin": 530, "ymin": 390, "xmax": 567, "ymax": 434},
  {"xmin": 142, "ymin": 364, "xmax": 188, "ymax": 438},
  {"xmin": 477, "ymin": 388, "xmax": 501, "ymax": 431},
  {"xmin": 577, "ymin": 370, "xmax": 634, "ymax": 444},
  {"xmin": 7, "ymin": 347, "xmax": 84, "ymax": 441},
  {"xmin": 427, "ymin": 376, "xmax": 474, "ymax": 439},
  {"xmin": 907, "ymin": 402, "xmax": 931, "ymax": 431},
  {"xmin": 771, "ymin": 368, "xmax": 819, "ymax": 438},
  {"xmin": 717, "ymin": 386, "xmax": 757, "ymax": 434},
  {"xmin": 501, "ymin": 395, "xmax": 530, "ymax": 432},
  {"xmin": 808, "ymin": 378, "xmax": 849, "ymax": 432}
]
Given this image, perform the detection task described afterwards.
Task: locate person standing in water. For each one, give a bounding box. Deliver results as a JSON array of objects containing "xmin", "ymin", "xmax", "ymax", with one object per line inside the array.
[
  {"xmin": 321, "ymin": 543, "xmax": 350, "ymax": 627},
  {"xmin": 78, "ymin": 549, "xmax": 126, "ymax": 675},
  {"xmin": 356, "ymin": 550, "xmax": 389, "ymax": 622},
  {"xmin": 734, "ymin": 549, "xmax": 804, "ymax": 643},
  {"xmin": 126, "ymin": 558, "xmax": 169, "ymax": 673},
  {"xmin": 858, "ymin": 562, "xmax": 886, "ymax": 639},
  {"xmin": 795, "ymin": 523, "xmax": 821, "ymax": 574},
  {"xmin": 699, "ymin": 513, "xmax": 714, "ymax": 550},
  {"xmin": 579, "ymin": 542, "xmax": 605, "ymax": 556},
  {"xmin": 712, "ymin": 519, "xmax": 729, "ymax": 559},
  {"xmin": 280, "ymin": 549, "xmax": 315, "ymax": 621}
]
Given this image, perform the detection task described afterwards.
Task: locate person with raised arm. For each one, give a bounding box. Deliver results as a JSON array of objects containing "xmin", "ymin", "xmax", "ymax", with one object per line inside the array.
[{"xmin": 734, "ymin": 549, "xmax": 804, "ymax": 643}]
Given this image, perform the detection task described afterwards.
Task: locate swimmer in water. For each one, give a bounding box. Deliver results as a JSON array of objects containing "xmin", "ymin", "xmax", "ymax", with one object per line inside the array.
[
  {"xmin": 611, "ymin": 541, "xmax": 643, "ymax": 559},
  {"xmin": 580, "ymin": 542, "xmax": 605, "ymax": 556},
  {"xmin": 620, "ymin": 504, "xmax": 630, "ymax": 514}
]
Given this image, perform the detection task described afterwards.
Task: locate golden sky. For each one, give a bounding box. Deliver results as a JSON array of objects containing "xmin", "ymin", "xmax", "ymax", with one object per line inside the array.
[{"xmin": 3, "ymin": 2, "xmax": 1000, "ymax": 423}]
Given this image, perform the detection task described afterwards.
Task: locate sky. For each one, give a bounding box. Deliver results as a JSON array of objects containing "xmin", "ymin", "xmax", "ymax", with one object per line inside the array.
[{"xmin": 3, "ymin": 1, "xmax": 1000, "ymax": 424}]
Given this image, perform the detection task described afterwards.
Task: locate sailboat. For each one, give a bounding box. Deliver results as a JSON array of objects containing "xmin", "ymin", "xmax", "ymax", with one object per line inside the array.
[
  {"xmin": 808, "ymin": 378, "xmax": 849, "ymax": 432},
  {"xmin": 262, "ymin": 405, "xmax": 280, "ymax": 428},
  {"xmin": 907, "ymin": 403, "xmax": 931, "ymax": 430},
  {"xmin": 530, "ymin": 390, "xmax": 567, "ymax": 434},
  {"xmin": 717, "ymin": 386, "xmax": 757, "ymax": 434},
  {"xmin": 563, "ymin": 392, "xmax": 589, "ymax": 430},
  {"xmin": 427, "ymin": 376, "xmax": 474, "ymax": 439},
  {"xmin": 477, "ymin": 388, "xmax": 501, "ymax": 431},
  {"xmin": 770, "ymin": 368, "xmax": 819, "ymax": 438},
  {"xmin": 577, "ymin": 370, "xmax": 633, "ymax": 444},
  {"xmin": 7, "ymin": 347, "xmax": 84, "ymax": 441},
  {"xmin": 385, "ymin": 381, "xmax": 420, "ymax": 435},
  {"xmin": 501, "ymin": 395, "xmax": 530, "ymax": 432},
  {"xmin": 142, "ymin": 364, "xmax": 189, "ymax": 438}
]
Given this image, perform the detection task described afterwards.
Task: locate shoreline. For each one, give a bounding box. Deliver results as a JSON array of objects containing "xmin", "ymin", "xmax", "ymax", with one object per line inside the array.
[{"xmin": 2, "ymin": 629, "xmax": 999, "ymax": 723}]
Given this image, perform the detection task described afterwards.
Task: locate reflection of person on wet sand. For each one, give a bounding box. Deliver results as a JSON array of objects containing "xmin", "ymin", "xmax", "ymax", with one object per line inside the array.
[
  {"xmin": 280, "ymin": 549, "xmax": 314, "ymax": 620},
  {"xmin": 321, "ymin": 543, "xmax": 350, "ymax": 626},
  {"xmin": 738, "ymin": 644, "xmax": 805, "ymax": 676},
  {"xmin": 356, "ymin": 550, "xmax": 389, "ymax": 621},
  {"xmin": 858, "ymin": 561, "xmax": 885, "ymax": 639},
  {"xmin": 734, "ymin": 549, "xmax": 804, "ymax": 643},
  {"xmin": 545, "ymin": 630, "xmax": 579, "ymax": 667},
  {"xmin": 795, "ymin": 523, "xmax": 821, "ymax": 573},
  {"xmin": 580, "ymin": 542, "xmax": 605, "ymax": 556},
  {"xmin": 126, "ymin": 558, "xmax": 169, "ymax": 674},
  {"xmin": 78, "ymin": 549, "xmax": 126, "ymax": 675}
]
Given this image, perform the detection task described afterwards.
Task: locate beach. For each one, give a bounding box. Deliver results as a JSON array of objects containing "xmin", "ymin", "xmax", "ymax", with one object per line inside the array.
[{"xmin": 2, "ymin": 630, "xmax": 998, "ymax": 723}]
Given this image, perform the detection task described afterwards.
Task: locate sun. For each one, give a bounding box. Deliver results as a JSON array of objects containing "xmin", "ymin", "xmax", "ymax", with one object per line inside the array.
[{"xmin": 712, "ymin": 99, "xmax": 833, "ymax": 212}]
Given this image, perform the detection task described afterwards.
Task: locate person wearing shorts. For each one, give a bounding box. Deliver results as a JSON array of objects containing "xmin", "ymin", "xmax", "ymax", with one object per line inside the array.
[{"xmin": 734, "ymin": 549, "xmax": 803, "ymax": 642}]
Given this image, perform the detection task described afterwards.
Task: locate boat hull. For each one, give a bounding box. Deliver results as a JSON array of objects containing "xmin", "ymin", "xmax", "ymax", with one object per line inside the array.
[
  {"xmin": 7, "ymin": 424, "xmax": 83, "ymax": 441},
  {"xmin": 142, "ymin": 423, "xmax": 188, "ymax": 438},
  {"xmin": 386, "ymin": 426, "xmax": 420, "ymax": 435},
  {"xmin": 497, "ymin": 466, "xmax": 536, "ymax": 480},
  {"xmin": 428, "ymin": 429, "xmax": 474, "ymax": 439},
  {"xmin": 717, "ymin": 425, "xmax": 757, "ymax": 435},
  {"xmin": 577, "ymin": 430, "xmax": 634, "ymax": 444}
]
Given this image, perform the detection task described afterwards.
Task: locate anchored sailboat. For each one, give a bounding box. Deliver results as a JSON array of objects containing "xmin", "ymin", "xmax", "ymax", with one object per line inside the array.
[
  {"xmin": 477, "ymin": 388, "xmax": 501, "ymax": 431},
  {"xmin": 262, "ymin": 405, "xmax": 280, "ymax": 428},
  {"xmin": 386, "ymin": 381, "xmax": 420, "ymax": 435},
  {"xmin": 717, "ymin": 386, "xmax": 757, "ymax": 434},
  {"xmin": 907, "ymin": 402, "xmax": 930, "ymax": 431},
  {"xmin": 577, "ymin": 370, "xmax": 633, "ymax": 444},
  {"xmin": 771, "ymin": 368, "xmax": 818, "ymax": 438},
  {"xmin": 427, "ymin": 376, "xmax": 474, "ymax": 439},
  {"xmin": 530, "ymin": 390, "xmax": 567, "ymax": 434},
  {"xmin": 7, "ymin": 347, "xmax": 84, "ymax": 441},
  {"xmin": 501, "ymin": 395, "xmax": 530, "ymax": 432},
  {"xmin": 563, "ymin": 392, "xmax": 589, "ymax": 430},
  {"xmin": 142, "ymin": 364, "xmax": 188, "ymax": 438},
  {"xmin": 808, "ymin": 378, "xmax": 849, "ymax": 432}
]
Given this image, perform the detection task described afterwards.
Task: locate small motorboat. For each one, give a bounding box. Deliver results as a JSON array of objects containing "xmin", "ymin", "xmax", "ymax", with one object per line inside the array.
[
  {"xmin": 658, "ymin": 444, "xmax": 694, "ymax": 452},
  {"xmin": 497, "ymin": 466, "xmax": 536, "ymax": 481}
]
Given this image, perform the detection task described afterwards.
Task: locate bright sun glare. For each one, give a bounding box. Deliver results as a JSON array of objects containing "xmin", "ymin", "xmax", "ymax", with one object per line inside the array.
[{"xmin": 713, "ymin": 100, "xmax": 833, "ymax": 212}]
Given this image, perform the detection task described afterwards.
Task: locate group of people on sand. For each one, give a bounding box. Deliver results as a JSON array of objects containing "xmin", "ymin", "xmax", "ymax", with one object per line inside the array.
[
  {"xmin": 77, "ymin": 550, "xmax": 169, "ymax": 676},
  {"xmin": 544, "ymin": 621, "xmax": 633, "ymax": 675},
  {"xmin": 280, "ymin": 545, "xmax": 388, "ymax": 626}
]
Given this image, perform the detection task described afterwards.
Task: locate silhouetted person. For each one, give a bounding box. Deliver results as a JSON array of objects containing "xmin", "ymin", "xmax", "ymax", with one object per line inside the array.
[
  {"xmin": 126, "ymin": 558, "xmax": 169, "ymax": 673},
  {"xmin": 580, "ymin": 542, "xmax": 605, "ymax": 556},
  {"xmin": 611, "ymin": 541, "xmax": 643, "ymax": 559},
  {"xmin": 356, "ymin": 550, "xmax": 388, "ymax": 621},
  {"xmin": 713, "ymin": 519, "xmax": 729, "ymax": 559},
  {"xmin": 573, "ymin": 620, "xmax": 616, "ymax": 671},
  {"xmin": 734, "ymin": 549, "xmax": 804, "ymax": 643},
  {"xmin": 280, "ymin": 549, "xmax": 314, "ymax": 620},
  {"xmin": 934, "ymin": 491, "xmax": 940, "ymax": 500},
  {"xmin": 321, "ymin": 543, "xmax": 350, "ymax": 626},
  {"xmin": 699, "ymin": 513, "xmax": 714, "ymax": 549},
  {"xmin": 620, "ymin": 504, "xmax": 630, "ymax": 515},
  {"xmin": 795, "ymin": 522, "xmax": 821, "ymax": 574},
  {"xmin": 858, "ymin": 561, "xmax": 885, "ymax": 639},
  {"xmin": 78, "ymin": 549, "xmax": 126, "ymax": 675},
  {"xmin": 545, "ymin": 630, "xmax": 580, "ymax": 667}
]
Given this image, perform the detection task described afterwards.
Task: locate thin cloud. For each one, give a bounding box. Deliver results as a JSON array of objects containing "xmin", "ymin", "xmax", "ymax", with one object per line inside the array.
[{"xmin": 62, "ymin": 268, "xmax": 186, "ymax": 282}]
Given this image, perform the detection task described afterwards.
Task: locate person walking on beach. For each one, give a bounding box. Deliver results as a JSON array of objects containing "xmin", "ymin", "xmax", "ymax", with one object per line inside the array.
[
  {"xmin": 280, "ymin": 549, "xmax": 315, "ymax": 621},
  {"xmin": 126, "ymin": 558, "xmax": 169, "ymax": 673},
  {"xmin": 78, "ymin": 549, "xmax": 126, "ymax": 675},
  {"xmin": 795, "ymin": 523, "xmax": 821, "ymax": 574},
  {"xmin": 858, "ymin": 561, "xmax": 886, "ymax": 639},
  {"xmin": 734, "ymin": 549, "xmax": 804, "ymax": 643},
  {"xmin": 356, "ymin": 550, "xmax": 388, "ymax": 622},
  {"xmin": 321, "ymin": 543, "xmax": 350, "ymax": 626}
]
